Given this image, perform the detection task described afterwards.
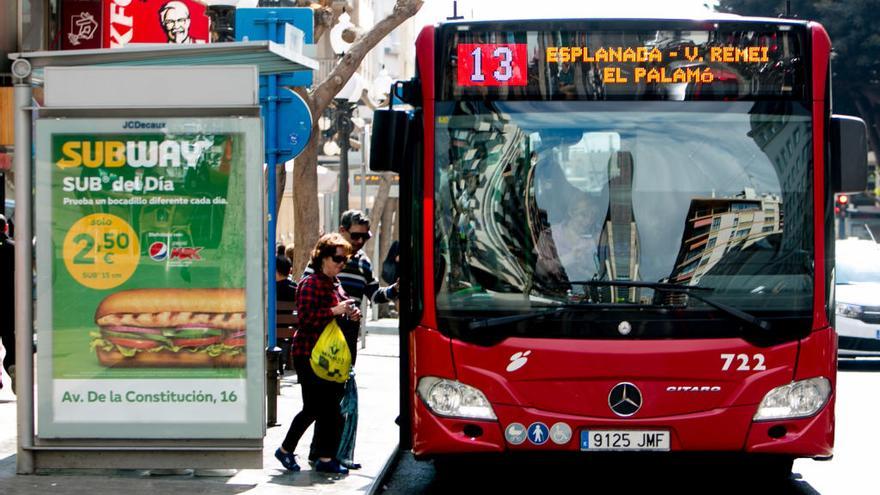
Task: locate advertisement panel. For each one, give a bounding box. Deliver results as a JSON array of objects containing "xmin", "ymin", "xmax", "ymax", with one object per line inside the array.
[
  {"xmin": 104, "ymin": 0, "xmax": 210, "ymax": 48},
  {"xmin": 35, "ymin": 117, "xmax": 264, "ymax": 439}
]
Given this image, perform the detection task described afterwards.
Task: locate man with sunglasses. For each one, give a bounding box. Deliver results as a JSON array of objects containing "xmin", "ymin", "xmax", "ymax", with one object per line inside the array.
[
  {"xmin": 304, "ymin": 210, "xmax": 399, "ymax": 341},
  {"xmin": 301, "ymin": 209, "xmax": 398, "ymax": 469}
]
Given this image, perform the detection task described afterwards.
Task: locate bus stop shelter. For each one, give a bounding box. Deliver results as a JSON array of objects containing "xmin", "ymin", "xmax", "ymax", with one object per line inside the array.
[{"xmin": 9, "ymin": 38, "xmax": 316, "ymax": 474}]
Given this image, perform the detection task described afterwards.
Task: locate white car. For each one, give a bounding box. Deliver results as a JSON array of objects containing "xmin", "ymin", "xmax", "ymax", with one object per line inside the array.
[{"xmin": 836, "ymin": 238, "xmax": 880, "ymax": 357}]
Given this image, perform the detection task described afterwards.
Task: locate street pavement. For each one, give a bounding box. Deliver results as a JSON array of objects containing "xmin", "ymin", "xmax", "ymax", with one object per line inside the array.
[{"xmin": 0, "ymin": 319, "xmax": 401, "ymax": 495}]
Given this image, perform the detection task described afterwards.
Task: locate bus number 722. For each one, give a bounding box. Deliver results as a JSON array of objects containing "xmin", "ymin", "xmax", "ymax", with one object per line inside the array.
[{"xmin": 720, "ymin": 353, "xmax": 767, "ymax": 371}]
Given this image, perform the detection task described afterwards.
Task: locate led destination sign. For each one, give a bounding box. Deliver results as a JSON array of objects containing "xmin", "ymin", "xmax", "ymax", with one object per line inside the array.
[
  {"xmin": 547, "ymin": 45, "xmax": 769, "ymax": 85},
  {"xmin": 545, "ymin": 45, "xmax": 770, "ymax": 64},
  {"xmin": 442, "ymin": 23, "xmax": 807, "ymax": 100},
  {"xmin": 460, "ymin": 43, "xmax": 770, "ymax": 86}
]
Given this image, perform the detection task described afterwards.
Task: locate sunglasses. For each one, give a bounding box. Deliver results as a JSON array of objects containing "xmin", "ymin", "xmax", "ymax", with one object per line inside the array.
[
  {"xmin": 330, "ymin": 255, "xmax": 348, "ymax": 263},
  {"xmin": 349, "ymin": 231, "xmax": 372, "ymax": 241}
]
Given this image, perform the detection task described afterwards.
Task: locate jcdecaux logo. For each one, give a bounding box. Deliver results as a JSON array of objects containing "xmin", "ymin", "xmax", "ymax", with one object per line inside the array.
[{"xmin": 55, "ymin": 139, "xmax": 212, "ymax": 170}]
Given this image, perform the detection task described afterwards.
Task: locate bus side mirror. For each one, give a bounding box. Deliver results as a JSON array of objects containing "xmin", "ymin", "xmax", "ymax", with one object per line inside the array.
[
  {"xmin": 831, "ymin": 114, "xmax": 868, "ymax": 193},
  {"xmin": 370, "ymin": 109, "xmax": 411, "ymax": 173}
]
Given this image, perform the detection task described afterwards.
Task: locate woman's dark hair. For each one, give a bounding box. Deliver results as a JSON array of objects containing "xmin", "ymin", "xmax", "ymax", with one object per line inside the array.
[
  {"xmin": 310, "ymin": 232, "xmax": 352, "ymax": 269},
  {"xmin": 275, "ymin": 255, "xmax": 292, "ymax": 277}
]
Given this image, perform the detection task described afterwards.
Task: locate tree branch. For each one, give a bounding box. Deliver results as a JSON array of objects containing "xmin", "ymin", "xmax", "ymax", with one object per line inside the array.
[
  {"xmin": 313, "ymin": 6, "xmax": 336, "ymax": 42},
  {"xmin": 291, "ymin": 0, "xmax": 422, "ymax": 279},
  {"xmin": 309, "ymin": 0, "xmax": 423, "ymax": 114}
]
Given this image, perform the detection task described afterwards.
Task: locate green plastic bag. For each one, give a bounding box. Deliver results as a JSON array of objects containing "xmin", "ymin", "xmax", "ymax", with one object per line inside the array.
[{"xmin": 310, "ymin": 319, "xmax": 352, "ymax": 383}]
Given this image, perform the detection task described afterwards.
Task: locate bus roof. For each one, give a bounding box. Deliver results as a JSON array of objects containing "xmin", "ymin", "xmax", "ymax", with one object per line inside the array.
[{"xmin": 435, "ymin": 15, "xmax": 811, "ymax": 28}]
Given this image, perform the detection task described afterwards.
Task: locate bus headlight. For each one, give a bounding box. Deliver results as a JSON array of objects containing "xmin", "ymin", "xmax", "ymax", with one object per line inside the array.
[
  {"xmin": 416, "ymin": 377, "xmax": 497, "ymax": 420},
  {"xmin": 753, "ymin": 377, "xmax": 831, "ymax": 421}
]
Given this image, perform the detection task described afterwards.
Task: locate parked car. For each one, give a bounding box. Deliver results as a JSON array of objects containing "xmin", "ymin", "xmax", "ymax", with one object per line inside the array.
[{"xmin": 836, "ymin": 238, "xmax": 880, "ymax": 357}]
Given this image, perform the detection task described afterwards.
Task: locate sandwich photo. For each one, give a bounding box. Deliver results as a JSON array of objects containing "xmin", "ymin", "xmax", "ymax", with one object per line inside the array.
[{"xmin": 89, "ymin": 288, "xmax": 247, "ymax": 368}]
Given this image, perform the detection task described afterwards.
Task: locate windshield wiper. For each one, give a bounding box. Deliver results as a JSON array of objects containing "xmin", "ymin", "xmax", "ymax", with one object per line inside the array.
[
  {"xmin": 468, "ymin": 306, "xmax": 567, "ymax": 330},
  {"xmin": 567, "ymin": 280, "xmax": 772, "ymax": 332},
  {"xmin": 469, "ymin": 281, "xmax": 772, "ymax": 332}
]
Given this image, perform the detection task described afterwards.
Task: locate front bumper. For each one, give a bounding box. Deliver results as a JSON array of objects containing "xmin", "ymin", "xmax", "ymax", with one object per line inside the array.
[
  {"xmin": 837, "ymin": 315, "xmax": 880, "ymax": 356},
  {"xmin": 412, "ymin": 393, "xmax": 834, "ymax": 459}
]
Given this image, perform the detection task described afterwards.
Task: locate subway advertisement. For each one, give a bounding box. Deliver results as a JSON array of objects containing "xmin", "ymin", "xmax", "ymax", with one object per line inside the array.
[{"xmin": 35, "ymin": 118, "xmax": 264, "ymax": 438}]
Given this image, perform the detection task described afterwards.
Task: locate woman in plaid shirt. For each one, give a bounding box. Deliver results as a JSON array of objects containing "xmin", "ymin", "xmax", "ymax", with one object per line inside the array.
[{"xmin": 275, "ymin": 233, "xmax": 361, "ymax": 475}]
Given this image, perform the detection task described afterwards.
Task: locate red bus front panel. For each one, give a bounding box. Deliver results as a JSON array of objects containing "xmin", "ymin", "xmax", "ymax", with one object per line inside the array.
[
  {"xmin": 409, "ymin": 19, "xmax": 836, "ymax": 462},
  {"xmin": 411, "ymin": 328, "xmax": 834, "ymax": 456},
  {"xmin": 452, "ymin": 338, "xmax": 796, "ymax": 418}
]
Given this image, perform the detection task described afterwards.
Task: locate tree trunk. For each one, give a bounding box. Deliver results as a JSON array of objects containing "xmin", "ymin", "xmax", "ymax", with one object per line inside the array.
[
  {"xmin": 378, "ymin": 196, "xmax": 397, "ymax": 274},
  {"xmin": 291, "ymin": 120, "xmax": 322, "ymax": 277},
  {"xmin": 275, "ymin": 163, "xmax": 286, "ymax": 214},
  {"xmin": 377, "ymin": 190, "xmax": 397, "ymax": 318},
  {"xmin": 366, "ymin": 174, "xmax": 392, "ymax": 260}
]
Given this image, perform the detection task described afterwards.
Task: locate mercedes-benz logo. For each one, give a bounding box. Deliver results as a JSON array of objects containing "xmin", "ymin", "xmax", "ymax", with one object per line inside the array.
[{"xmin": 608, "ymin": 382, "xmax": 642, "ymax": 417}]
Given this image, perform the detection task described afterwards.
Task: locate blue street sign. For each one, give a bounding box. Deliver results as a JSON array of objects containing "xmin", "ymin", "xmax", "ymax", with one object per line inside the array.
[
  {"xmin": 237, "ymin": 8, "xmax": 315, "ymax": 163},
  {"xmin": 236, "ymin": 8, "xmax": 314, "ymax": 87},
  {"xmin": 261, "ymin": 84, "xmax": 312, "ymax": 163},
  {"xmin": 235, "ymin": 7, "xmax": 315, "ymax": 348}
]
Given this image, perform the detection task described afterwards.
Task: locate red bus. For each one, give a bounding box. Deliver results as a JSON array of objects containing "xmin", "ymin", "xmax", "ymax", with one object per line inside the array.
[{"xmin": 371, "ymin": 16, "xmax": 867, "ymax": 476}]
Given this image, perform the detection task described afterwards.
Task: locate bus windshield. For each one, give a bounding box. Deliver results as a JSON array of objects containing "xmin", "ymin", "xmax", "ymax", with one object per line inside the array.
[{"xmin": 433, "ymin": 100, "xmax": 813, "ymax": 337}]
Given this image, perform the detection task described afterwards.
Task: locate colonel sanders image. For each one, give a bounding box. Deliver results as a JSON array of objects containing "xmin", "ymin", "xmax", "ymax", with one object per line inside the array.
[{"xmin": 159, "ymin": 1, "xmax": 202, "ymax": 44}]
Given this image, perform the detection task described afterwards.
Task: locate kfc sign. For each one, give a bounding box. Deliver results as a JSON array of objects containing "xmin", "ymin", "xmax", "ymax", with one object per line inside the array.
[
  {"xmin": 107, "ymin": 0, "xmax": 133, "ymax": 47},
  {"xmin": 102, "ymin": 0, "xmax": 210, "ymax": 48},
  {"xmin": 61, "ymin": 0, "xmax": 210, "ymax": 50}
]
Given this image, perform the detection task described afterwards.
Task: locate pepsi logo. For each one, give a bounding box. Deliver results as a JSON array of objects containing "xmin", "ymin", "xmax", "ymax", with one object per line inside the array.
[{"xmin": 149, "ymin": 241, "xmax": 168, "ymax": 261}]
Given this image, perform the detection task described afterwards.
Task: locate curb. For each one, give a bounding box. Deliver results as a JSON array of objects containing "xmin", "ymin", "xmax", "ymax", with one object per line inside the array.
[{"xmin": 367, "ymin": 444, "xmax": 400, "ymax": 495}]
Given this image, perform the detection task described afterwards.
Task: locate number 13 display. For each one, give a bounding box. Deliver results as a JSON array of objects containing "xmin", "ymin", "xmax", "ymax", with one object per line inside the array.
[{"xmin": 457, "ymin": 43, "xmax": 528, "ymax": 87}]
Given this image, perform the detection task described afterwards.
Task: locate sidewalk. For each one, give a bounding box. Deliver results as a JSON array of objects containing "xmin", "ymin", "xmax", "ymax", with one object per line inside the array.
[{"xmin": 0, "ymin": 319, "xmax": 400, "ymax": 495}]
